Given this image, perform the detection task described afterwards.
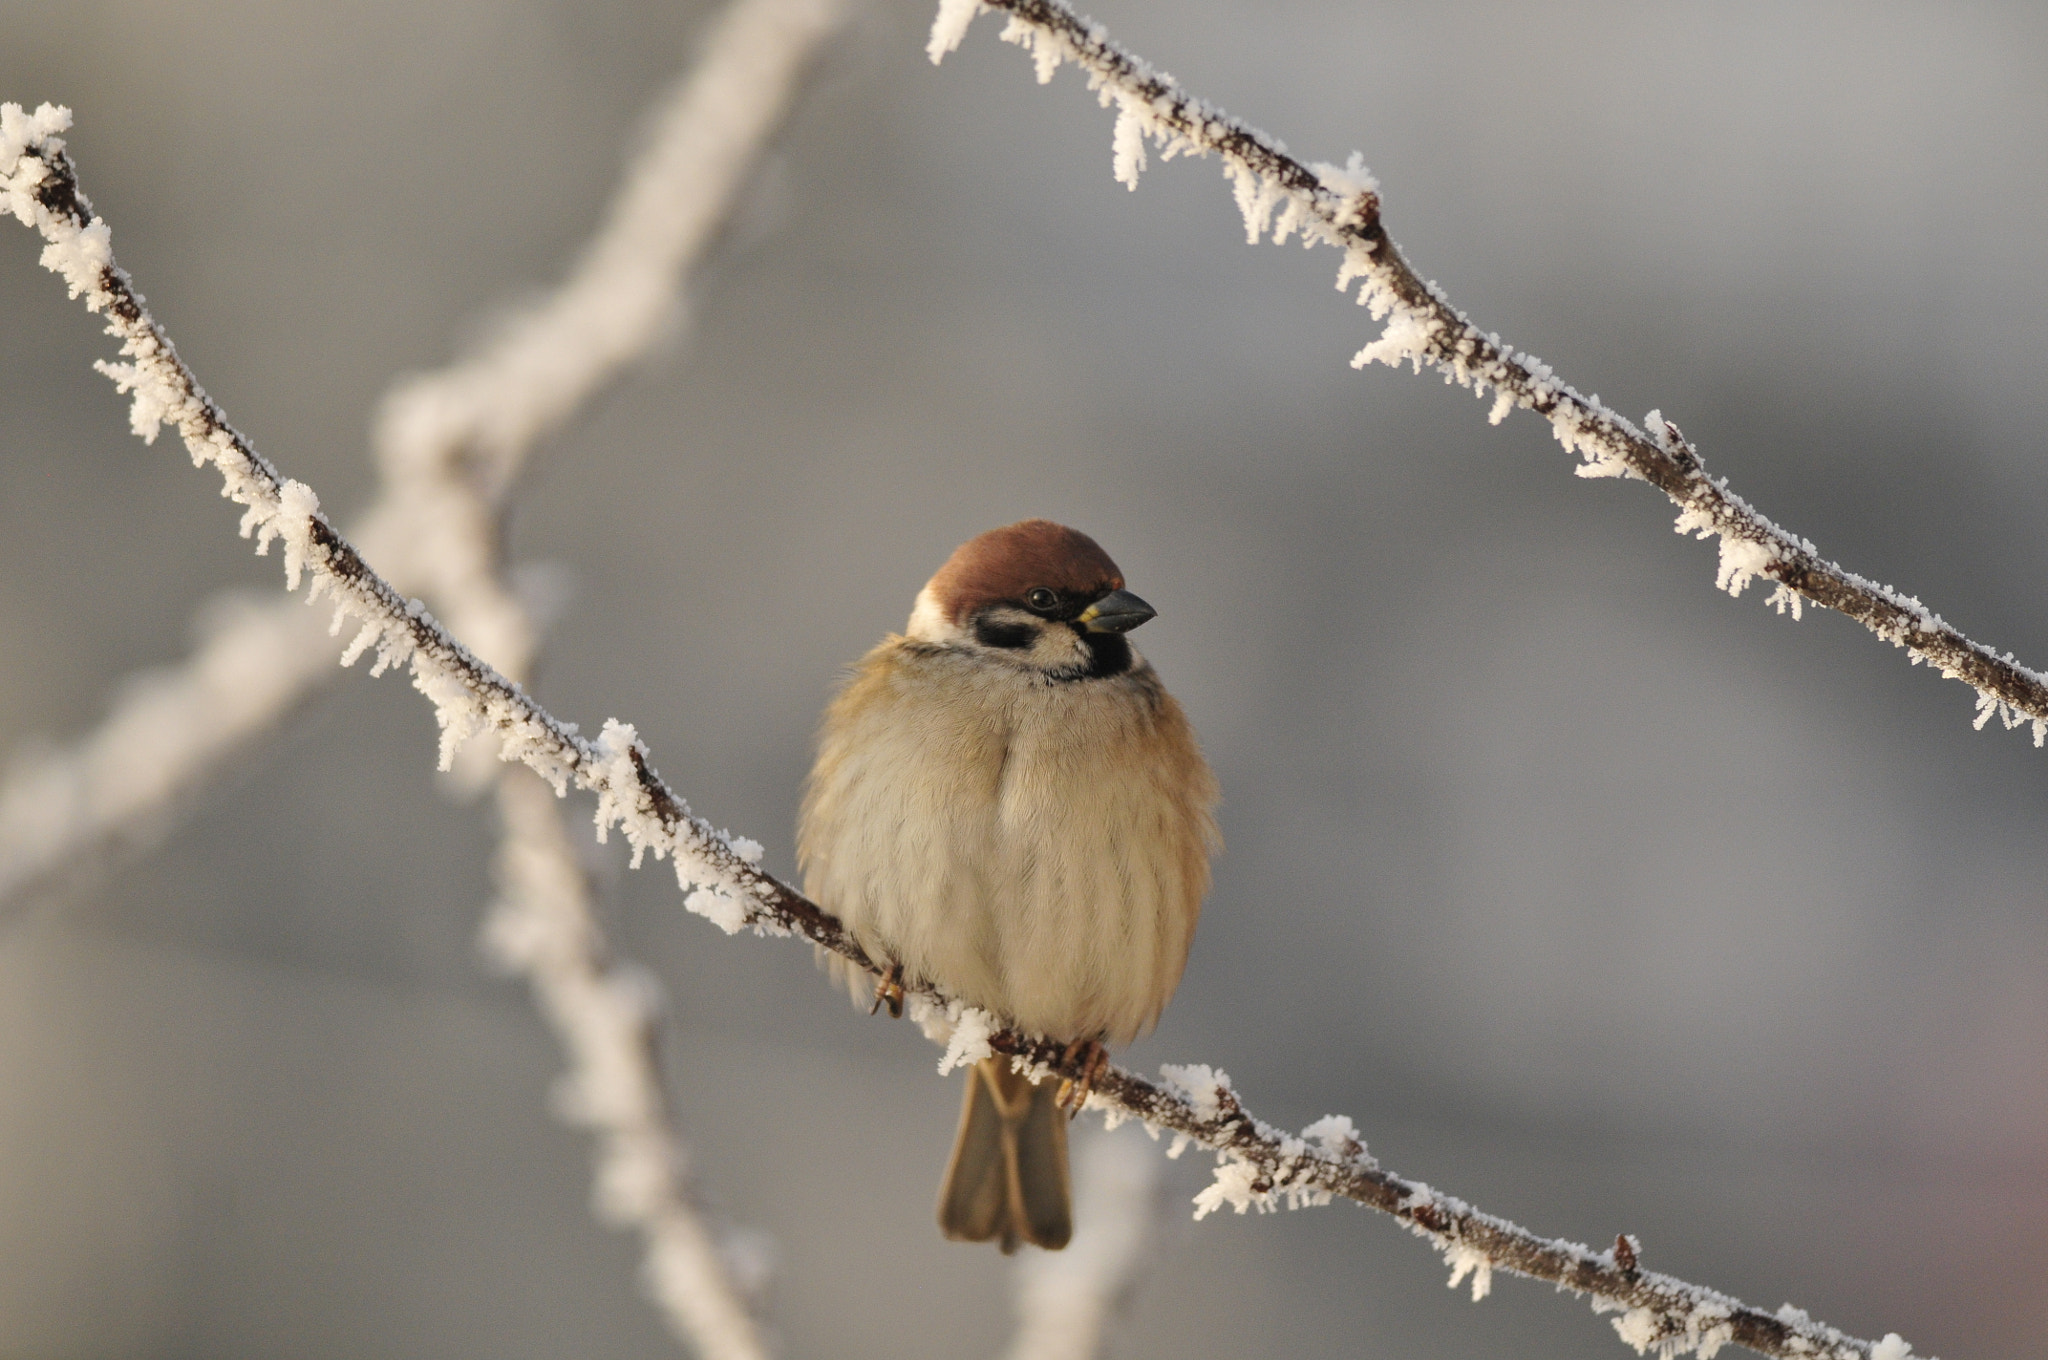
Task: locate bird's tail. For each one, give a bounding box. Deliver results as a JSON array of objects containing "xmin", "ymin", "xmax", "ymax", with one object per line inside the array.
[{"xmin": 937, "ymin": 1056, "xmax": 1072, "ymax": 1252}]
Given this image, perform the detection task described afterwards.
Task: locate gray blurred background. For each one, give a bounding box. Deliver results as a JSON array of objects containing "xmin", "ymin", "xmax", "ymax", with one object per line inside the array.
[{"xmin": 3, "ymin": 1, "xmax": 2046, "ymax": 1356}]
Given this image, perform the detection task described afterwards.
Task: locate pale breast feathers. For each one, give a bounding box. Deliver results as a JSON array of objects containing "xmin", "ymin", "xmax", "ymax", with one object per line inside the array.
[{"xmin": 798, "ymin": 640, "xmax": 1219, "ymax": 1045}]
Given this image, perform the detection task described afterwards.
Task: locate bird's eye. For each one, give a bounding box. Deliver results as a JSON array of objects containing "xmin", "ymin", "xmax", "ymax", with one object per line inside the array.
[{"xmin": 1025, "ymin": 587, "xmax": 1058, "ymax": 612}]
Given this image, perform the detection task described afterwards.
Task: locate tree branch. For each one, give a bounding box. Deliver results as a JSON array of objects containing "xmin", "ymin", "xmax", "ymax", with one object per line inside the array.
[
  {"xmin": 487, "ymin": 769, "xmax": 772, "ymax": 1360},
  {"xmin": 2, "ymin": 103, "xmax": 1923, "ymax": 1360},
  {"xmin": 4, "ymin": 0, "xmax": 848, "ymax": 1348},
  {"xmin": 936, "ymin": 0, "xmax": 2048, "ymax": 750},
  {"xmin": 433, "ymin": 7, "xmax": 857, "ymax": 1351},
  {"xmin": 0, "ymin": 593, "xmax": 342, "ymax": 907},
  {"xmin": 0, "ymin": 0, "xmax": 847, "ymax": 912}
]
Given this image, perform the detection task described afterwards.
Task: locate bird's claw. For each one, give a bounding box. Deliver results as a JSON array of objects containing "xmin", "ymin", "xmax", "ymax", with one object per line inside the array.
[
  {"xmin": 1054, "ymin": 1038, "xmax": 1109, "ymax": 1117},
  {"xmin": 868, "ymin": 962, "xmax": 905, "ymax": 1019}
]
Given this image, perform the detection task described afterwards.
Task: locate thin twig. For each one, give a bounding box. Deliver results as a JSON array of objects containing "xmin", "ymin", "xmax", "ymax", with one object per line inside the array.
[
  {"xmin": 4, "ymin": 0, "xmax": 848, "ymax": 1348},
  {"xmin": 443, "ymin": 7, "xmax": 855, "ymax": 1352},
  {"xmin": 938, "ymin": 0, "xmax": 2048, "ymax": 751},
  {"xmin": 487, "ymin": 770, "xmax": 772, "ymax": 1360},
  {"xmin": 2, "ymin": 110, "xmax": 1923, "ymax": 1360},
  {"xmin": 0, "ymin": 595, "xmax": 342, "ymax": 907},
  {"xmin": 373, "ymin": 0, "xmax": 849, "ymax": 677},
  {"xmin": 0, "ymin": 0, "xmax": 846, "ymax": 911}
]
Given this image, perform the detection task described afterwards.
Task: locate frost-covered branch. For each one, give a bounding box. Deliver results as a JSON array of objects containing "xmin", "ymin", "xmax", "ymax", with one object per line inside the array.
[
  {"xmin": 451, "ymin": 2, "xmax": 859, "ymax": 1332},
  {"xmin": 0, "ymin": 0, "xmax": 846, "ymax": 910},
  {"xmin": 438, "ymin": 3, "xmax": 863, "ymax": 1340},
  {"xmin": 487, "ymin": 770, "xmax": 771, "ymax": 1360},
  {"xmin": 3, "ymin": 112, "xmax": 1925, "ymax": 1360},
  {"xmin": 933, "ymin": 0, "xmax": 2048, "ymax": 748},
  {"xmin": 371, "ymin": 0, "xmax": 849, "ymax": 676},
  {"xmin": 2, "ymin": 0, "xmax": 847, "ymax": 1346},
  {"xmin": 0, "ymin": 594, "xmax": 342, "ymax": 906}
]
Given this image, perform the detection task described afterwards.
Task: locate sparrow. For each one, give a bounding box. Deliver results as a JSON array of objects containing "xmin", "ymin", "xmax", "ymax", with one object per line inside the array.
[{"xmin": 798, "ymin": 519, "xmax": 1220, "ymax": 1252}]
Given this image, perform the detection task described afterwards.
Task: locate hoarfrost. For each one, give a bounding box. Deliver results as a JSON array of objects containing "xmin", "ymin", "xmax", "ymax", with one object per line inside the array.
[
  {"xmin": 998, "ymin": 16, "xmax": 1065, "ymax": 84},
  {"xmin": 1109, "ymin": 97, "xmax": 1148, "ymax": 188},
  {"xmin": 1674, "ymin": 506, "xmax": 1779, "ymax": 598},
  {"xmin": 1310, "ymin": 150, "xmax": 1378, "ymax": 224},
  {"xmin": 1190, "ymin": 1155, "xmax": 1263, "ymax": 1220},
  {"xmin": 39, "ymin": 217, "xmax": 111, "ymax": 300},
  {"xmin": 1157, "ymin": 1061, "xmax": 1232, "ymax": 1120},
  {"xmin": 417, "ymin": 661, "xmax": 487, "ymax": 771},
  {"xmin": 1300, "ymin": 1113, "xmax": 1361, "ymax": 1156},
  {"xmin": 1764, "ymin": 584, "xmax": 1805, "ymax": 620},
  {"xmin": 1333, "ymin": 244, "xmax": 1378, "ymax": 299},
  {"xmin": 684, "ymin": 884, "xmax": 749, "ymax": 934},
  {"xmin": 936, "ymin": 1004, "xmax": 996, "ymax": 1074},
  {"xmin": 1224, "ymin": 161, "xmax": 1284, "ymax": 242},
  {"xmin": 590, "ymin": 719, "xmax": 665, "ymax": 867},
  {"xmin": 904, "ymin": 990, "xmax": 956, "ymax": 1047},
  {"xmin": 1598, "ymin": 1294, "xmax": 1737, "ymax": 1359},
  {"xmin": 1613, "ymin": 1308, "xmax": 1662, "ymax": 1352},
  {"xmin": 272, "ymin": 480, "xmax": 322, "ymax": 592},
  {"xmin": 92, "ymin": 356, "xmax": 180, "ymax": 444},
  {"xmin": 1443, "ymin": 1242, "xmax": 1493, "ymax": 1302},
  {"xmin": 1351, "ymin": 308, "xmax": 1435, "ymax": 372},
  {"xmin": 0, "ymin": 102, "xmax": 71, "ymax": 187},
  {"xmin": 927, "ymin": 0, "xmax": 983, "ymax": 62}
]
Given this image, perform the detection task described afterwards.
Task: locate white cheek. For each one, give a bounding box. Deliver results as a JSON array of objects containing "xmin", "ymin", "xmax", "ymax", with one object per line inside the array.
[{"xmin": 905, "ymin": 585, "xmax": 958, "ymax": 643}]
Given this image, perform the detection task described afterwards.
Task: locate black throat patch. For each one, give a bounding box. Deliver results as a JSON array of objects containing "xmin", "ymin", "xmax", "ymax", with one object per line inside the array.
[{"xmin": 1070, "ymin": 628, "xmax": 1133, "ymax": 680}]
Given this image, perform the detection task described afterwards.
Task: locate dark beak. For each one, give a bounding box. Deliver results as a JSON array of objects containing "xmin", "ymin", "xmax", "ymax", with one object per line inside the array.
[{"xmin": 1077, "ymin": 589, "xmax": 1156, "ymax": 634}]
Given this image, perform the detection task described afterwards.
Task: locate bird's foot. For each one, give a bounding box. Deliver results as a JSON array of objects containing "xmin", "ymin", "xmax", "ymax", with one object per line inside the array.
[
  {"xmin": 1055, "ymin": 1038, "xmax": 1109, "ymax": 1116},
  {"xmin": 868, "ymin": 962, "xmax": 905, "ymax": 1019}
]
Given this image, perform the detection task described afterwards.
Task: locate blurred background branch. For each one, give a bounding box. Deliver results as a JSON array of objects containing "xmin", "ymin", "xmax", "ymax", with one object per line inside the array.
[
  {"xmin": 1, "ymin": 2, "xmax": 2044, "ymax": 1358},
  {"xmin": 0, "ymin": 0, "xmax": 848, "ymax": 918},
  {"xmin": 4, "ymin": 0, "xmax": 846, "ymax": 1353}
]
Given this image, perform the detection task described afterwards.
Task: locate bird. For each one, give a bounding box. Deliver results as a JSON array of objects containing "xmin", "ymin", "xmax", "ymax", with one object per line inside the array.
[{"xmin": 798, "ymin": 519, "xmax": 1220, "ymax": 1252}]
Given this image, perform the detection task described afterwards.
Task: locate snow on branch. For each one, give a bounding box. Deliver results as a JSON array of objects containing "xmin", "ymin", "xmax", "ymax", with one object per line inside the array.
[
  {"xmin": 4, "ymin": 111, "xmax": 1925, "ymax": 1360},
  {"xmin": 488, "ymin": 770, "xmax": 772, "ymax": 1360},
  {"xmin": 435, "ymin": 7, "xmax": 852, "ymax": 1343},
  {"xmin": 0, "ymin": 0, "xmax": 846, "ymax": 913},
  {"xmin": 934, "ymin": 0, "xmax": 2048, "ymax": 749},
  {"xmin": 0, "ymin": 594, "xmax": 343, "ymax": 907},
  {"xmin": 2, "ymin": 0, "xmax": 847, "ymax": 1346},
  {"xmin": 373, "ymin": 0, "xmax": 848, "ymax": 676}
]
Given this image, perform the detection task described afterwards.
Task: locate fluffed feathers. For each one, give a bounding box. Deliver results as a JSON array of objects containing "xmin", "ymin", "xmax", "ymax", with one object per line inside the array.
[
  {"xmin": 799, "ymin": 633, "xmax": 1216, "ymax": 1045},
  {"xmin": 797, "ymin": 520, "xmax": 1220, "ymax": 1249}
]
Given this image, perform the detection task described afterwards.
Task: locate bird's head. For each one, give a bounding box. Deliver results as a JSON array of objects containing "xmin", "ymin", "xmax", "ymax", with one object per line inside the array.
[{"xmin": 906, "ymin": 519, "xmax": 1156, "ymax": 680}]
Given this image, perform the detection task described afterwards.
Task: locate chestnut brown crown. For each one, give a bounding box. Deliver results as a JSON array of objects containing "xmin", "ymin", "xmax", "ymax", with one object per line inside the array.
[{"xmin": 923, "ymin": 519, "xmax": 1124, "ymax": 625}]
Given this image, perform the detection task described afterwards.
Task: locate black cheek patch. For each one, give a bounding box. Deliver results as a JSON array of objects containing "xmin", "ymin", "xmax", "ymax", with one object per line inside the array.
[{"xmin": 975, "ymin": 617, "xmax": 1037, "ymax": 650}]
